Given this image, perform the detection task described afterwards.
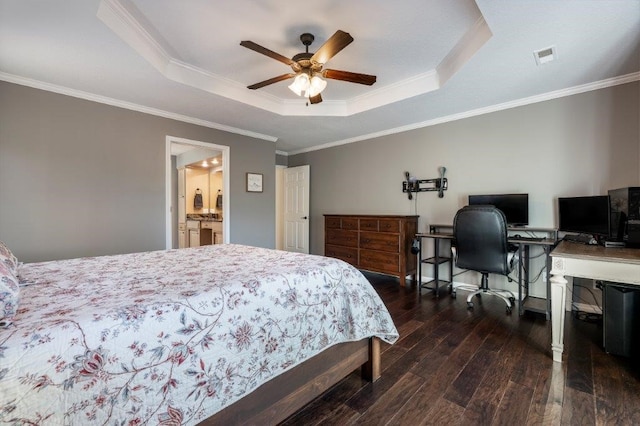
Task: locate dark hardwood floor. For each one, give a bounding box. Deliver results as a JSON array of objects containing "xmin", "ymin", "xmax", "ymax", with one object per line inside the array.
[{"xmin": 281, "ymin": 273, "xmax": 640, "ymax": 425}]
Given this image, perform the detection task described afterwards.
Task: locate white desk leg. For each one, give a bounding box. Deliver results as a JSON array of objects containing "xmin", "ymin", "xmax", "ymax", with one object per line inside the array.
[{"xmin": 550, "ymin": 273, "xmax": 568, "ymax": 363}]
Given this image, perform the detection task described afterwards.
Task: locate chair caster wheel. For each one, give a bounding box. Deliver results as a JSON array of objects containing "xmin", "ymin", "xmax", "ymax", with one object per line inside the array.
[
  {"xmin": 467, "ymin": 301, "xmax": 474, "ymax": 309},
  {"xmin": 506, "ymin": 307, "xmax": 512, "ymax": 314},
  {"xmin": 509, "ymin": 297, "xmax": 516, "ymax": 304}
]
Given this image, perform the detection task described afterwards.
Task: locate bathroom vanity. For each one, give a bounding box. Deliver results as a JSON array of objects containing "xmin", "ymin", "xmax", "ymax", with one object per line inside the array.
[{"xmin": 185, "ymin": 216, "xmax": 223, "ymax": 248}]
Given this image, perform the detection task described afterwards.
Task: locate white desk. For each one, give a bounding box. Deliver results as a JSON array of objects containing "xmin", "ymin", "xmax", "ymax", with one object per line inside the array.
[{"xmin": 550, "ymin": 241, "xmax": 640, "ymax": 362}]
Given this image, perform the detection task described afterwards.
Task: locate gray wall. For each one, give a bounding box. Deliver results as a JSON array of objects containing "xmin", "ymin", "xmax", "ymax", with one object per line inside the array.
[
  {"xmin": 289, "ymin": 82, "xmax": 640, "ymax": 301},
  {"xmin": 0, "ymin": 81, "xmax": 276, "ymax": 262},
  {"xmin": 276, "ymin": 153, "xmax": 288, "ymax": 166}
]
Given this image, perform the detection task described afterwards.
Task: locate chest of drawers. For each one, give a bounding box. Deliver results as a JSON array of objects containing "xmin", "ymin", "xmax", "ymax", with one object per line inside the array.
[{"xmin": 324, "ymin": 214, "xmax": 418, "ymax": 286}]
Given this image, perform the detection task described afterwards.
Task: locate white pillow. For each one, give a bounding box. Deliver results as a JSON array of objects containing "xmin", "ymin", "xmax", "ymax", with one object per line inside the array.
[
  {"xmin": 0, "ymin": 261, "xmax": 19, "ymax": 327},
  {"xmin": 0, "ymin": 240, "xmax": 18, "ymax": 275}
]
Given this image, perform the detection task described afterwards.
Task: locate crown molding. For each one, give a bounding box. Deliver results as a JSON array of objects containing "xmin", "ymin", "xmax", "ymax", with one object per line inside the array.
[
  {"xmin": 288, "ymin": 71, "xmax": 640, "ymax": 155},
  {"xmin": 3, "ymin": 70, "xmax": 635, "ymax": 156},
  {"xmin": 97, "ymin": 0, "xmax": 488, "ymax": 117},
  {"xmin": 97, "ymin": 0, "xmax": 176, "ymax": 72},
  {"xmin": 0, "ymin": 72, "xmax": 277, "ymax": 142},
  {"xmin": 437, "ymin": 16, "xmax": 493, "ymax": 86}
]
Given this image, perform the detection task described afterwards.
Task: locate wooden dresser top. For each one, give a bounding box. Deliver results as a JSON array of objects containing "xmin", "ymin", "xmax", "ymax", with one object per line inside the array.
[{"xmin": 324, "ymin": 214, "xmax": 418, "ymax": 218}]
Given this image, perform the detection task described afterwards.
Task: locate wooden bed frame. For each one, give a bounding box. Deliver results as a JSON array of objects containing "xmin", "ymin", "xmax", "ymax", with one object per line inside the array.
[{"xmin": 201, "ymin": 337, "xmax": 381, "ymax": 425}]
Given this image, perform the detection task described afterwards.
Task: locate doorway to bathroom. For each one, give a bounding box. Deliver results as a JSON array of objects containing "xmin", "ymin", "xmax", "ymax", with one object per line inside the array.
[{"xmin": 165, "ymin": 136, "xmax": 230, "ymax": 249}]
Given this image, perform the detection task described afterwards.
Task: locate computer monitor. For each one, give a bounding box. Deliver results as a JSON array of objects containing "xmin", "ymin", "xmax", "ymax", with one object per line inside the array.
[
  {"xmin": 558, "ymin": 195, "xmax": 610, "ymax": 237},
  {"xmin": 468, "ymin": 193, "xmax": 529, "ymax": 226}
]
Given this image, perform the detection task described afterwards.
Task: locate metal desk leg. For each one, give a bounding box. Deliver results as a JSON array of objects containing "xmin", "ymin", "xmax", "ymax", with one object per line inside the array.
[
  {"xmin": 524, "ymin": 245, "xmax": 530, "ymax": 298},
  {"xmin": 545, "ymin": 245, "xmax": 551, "ymax": 320},
  {"xmin": 518, "ymin": 243, "xmax": 524, "ymax": 314},
  {"xmin": 433, "ymin": 238, "xmax": 440, "ymax": 297},
  {"xmin": 518, "ymin": 244, "xmax": 531, "ymax": 315},
  {"xmin": 449, "ymin": 248, "xmax": 453, "ymax": 293},
  {"xmin": 418, "ymin": 238, "xmax": 422, "ymax": 295}
]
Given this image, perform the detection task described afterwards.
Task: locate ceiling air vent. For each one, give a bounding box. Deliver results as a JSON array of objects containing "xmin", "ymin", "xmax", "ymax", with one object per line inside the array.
[{"xmin": 533, "ymin": 46, "xmax": 557, "ymax": 66}]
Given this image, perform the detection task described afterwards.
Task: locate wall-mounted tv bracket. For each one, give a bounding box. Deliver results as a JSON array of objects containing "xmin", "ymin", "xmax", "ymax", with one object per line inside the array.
[{"xmin": 402, "ymin": 166, "xmax": 448, "ymax": 200}]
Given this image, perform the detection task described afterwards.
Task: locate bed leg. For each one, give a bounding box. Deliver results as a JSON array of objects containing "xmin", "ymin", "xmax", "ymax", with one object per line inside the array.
[{"xmin": 362, "ymin": 337, "xmax": 381, "ymax": 381}]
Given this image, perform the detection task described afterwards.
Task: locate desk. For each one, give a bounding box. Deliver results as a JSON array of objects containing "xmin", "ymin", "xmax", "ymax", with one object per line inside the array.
[
  {"xmin": 550, "ymin": 241, "xmax": 640, "ymax": 362},
  {"xmin": 416, "ymin": 226, "xmax": 557, "ymax": 317}
]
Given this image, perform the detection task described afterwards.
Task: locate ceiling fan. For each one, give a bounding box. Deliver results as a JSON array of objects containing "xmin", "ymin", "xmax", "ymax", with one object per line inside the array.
[{"xmin": 240, "ymin": 30, "xmax": 376, "ymax": 105}]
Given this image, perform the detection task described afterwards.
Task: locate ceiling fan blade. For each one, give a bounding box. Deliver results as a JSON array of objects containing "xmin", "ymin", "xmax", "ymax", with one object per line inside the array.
[
  {"xmin": 323, "ymin": 69, "xmax": 377, "ymax": 86},
  {"xmin": 247, "ymin": 73, "xmax": 296, "ymax": 90},
  {"xmin": 309, "ymin": 93, "xmax": 322, "ymax": 104},
  {"xmin": 240, "ymin": 40, "xmax": 298, "ymax": 69},
  {"xmin": 310, "ymin": 30, "xmax": 354, "ymax": 65}
]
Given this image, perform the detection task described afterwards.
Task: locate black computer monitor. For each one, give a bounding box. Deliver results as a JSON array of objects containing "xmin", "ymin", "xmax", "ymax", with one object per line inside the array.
[
  {"xmin": 468, "ymin": 193, "xmax": 529, "ymax": 226},
  {"xmin": 558, "ymin": 195, "xmax": 610, "ymax": 236}
]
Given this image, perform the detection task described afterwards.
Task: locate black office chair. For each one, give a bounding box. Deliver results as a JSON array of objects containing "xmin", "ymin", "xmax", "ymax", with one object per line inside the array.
[{"xmin": 452, "ymin": 205, "xmax": 517, "ymax": 314}]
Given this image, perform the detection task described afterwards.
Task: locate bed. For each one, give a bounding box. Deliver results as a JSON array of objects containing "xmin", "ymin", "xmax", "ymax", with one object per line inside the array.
[{"xmin": 0, "ymin": 243, "xmax": 398, "ymax": 425}]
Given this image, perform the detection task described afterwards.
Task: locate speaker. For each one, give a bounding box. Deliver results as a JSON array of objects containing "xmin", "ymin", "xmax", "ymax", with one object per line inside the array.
[
  {"xmin": 609, "ymin": 187, "xmax": 640, "ymax": 247},
  {"xmin": 603, "ymin": 283, "xmax": 640, "ymax": 357},
  {"xmin": 410, "ymin": 238, "xmax": 420, "ymax": 255},
  {"xmin": 610, "ymin": 211, "xmax": 626, "ymax": 242}
]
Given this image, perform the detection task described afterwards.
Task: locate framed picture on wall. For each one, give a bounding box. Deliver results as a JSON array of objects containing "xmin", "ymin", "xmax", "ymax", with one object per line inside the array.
[{"xmin": 246, "ymin": 172, "xmax": 263, "ymax": 193}]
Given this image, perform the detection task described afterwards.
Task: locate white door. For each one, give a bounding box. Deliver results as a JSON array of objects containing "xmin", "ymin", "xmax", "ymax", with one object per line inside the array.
[{"xmin": 284, "ymin": 165, "xmax": 310, "ymax": 253}]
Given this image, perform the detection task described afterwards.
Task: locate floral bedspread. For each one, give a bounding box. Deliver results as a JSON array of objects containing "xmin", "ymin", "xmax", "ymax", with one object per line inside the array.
[{"xmin": 0, "ymin": 244, "xmax": 398, "ymax": 425}]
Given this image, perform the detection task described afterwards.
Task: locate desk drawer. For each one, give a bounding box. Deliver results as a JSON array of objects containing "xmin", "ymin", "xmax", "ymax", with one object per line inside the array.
[
  {"xmin": 359, "ymin": 232, "xmax": 400, "ymax": 253},
  {"xmin": 325, "ymin": 244, "xmax": 358, "ymax": 265},
  {"xmin": 326, "ymin": 229, "xmax": 358, "ymax": 247},
  {"xmin": 359, "ymin": 250, "xmax": 400, "ymax": 273}
]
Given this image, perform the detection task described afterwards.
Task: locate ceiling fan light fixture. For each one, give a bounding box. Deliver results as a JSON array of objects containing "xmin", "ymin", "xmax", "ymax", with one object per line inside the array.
[
  {"xmin": 308, "ymin": 74, "xmax": 327, "ymax": 97},
  {"xmin": 288, "ymin": 72, "xmax": 327, "ymax": 98},
  {"xmin": 288, "ymin": 73, "xmax": 310, "ymax": 96}
]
